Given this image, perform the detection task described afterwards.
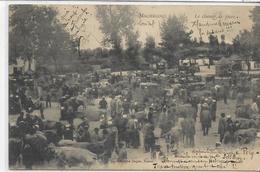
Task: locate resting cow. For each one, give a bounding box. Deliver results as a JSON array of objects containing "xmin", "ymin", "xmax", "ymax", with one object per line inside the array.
[
  {"xmin": 234, "ymin": 118, "xmax": 257, "ymax": 130},
  {"xmin": 23, "ymin": 133, "xmax": 55, "ymax": 163},
  {"xmin": 234, "ymin": 128, "xmax": 257, "ymax": 144},
  {"xmin": 54, "ymin": 146, "xmax": 97, "ymax": 168},
  {"xmin": 58, "ymin": 140, "xmax": 105, "ymax": 156}
]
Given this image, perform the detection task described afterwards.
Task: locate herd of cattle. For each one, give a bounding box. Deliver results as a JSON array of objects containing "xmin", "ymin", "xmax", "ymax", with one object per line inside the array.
[
  {"xmin": 9, "ymin": 69, "xmax": 260, "ymax": 169},
  {"xmin": 9, "ymin": 116, "xmax": 118, "ymax": 169}
]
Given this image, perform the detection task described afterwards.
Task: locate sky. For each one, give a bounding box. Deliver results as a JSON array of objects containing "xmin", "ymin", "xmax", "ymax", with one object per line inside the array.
[{"xmin": 54, "ymin": 5, "xmax": 255, "ymax": 49}]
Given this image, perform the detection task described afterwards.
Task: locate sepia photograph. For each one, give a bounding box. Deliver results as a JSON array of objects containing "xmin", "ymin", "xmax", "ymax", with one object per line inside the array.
[{"xmin": 8, "ymin": 2, "xmax": 260, "ymax": 170}]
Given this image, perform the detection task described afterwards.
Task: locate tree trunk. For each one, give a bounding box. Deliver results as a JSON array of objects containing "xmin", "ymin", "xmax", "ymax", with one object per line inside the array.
[
  {"xmin": 53, "ymin": 57, "xmax": 58, "ymax": 74},
  {"xmin": 28, "ymin": 58, "xmax": 32, "ymax": 71}
]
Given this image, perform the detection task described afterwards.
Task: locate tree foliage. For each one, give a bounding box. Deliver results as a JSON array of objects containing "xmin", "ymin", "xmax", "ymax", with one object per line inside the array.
[
  {"xmin": 250, "ymin": 6, "xmax": 260, "ymax": 61},
  {"xmin": 125, "ymin": 31, "xmax": 141, "ymax": 68},
  {"xmin": 233, "ymin": 30, "xmax": 254, "ymax": 56},
  {"xmin": 95, "ymin": 5, "xmax": 137, "ymax": 53},
  {"xmin": 9, "ymin": 5, "xmax": 76, "ymax": 72},
  {"xmin": 143, "ymin": 36, "xmax": 156, "ymax": 63},
  {"xmin": 160, "ymin": 15, "xmax": 192, "ymax": 66}
]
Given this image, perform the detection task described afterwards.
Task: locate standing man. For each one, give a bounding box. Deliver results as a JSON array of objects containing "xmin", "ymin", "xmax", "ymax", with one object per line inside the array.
[
  {"xmin": 218, "ymin": 113, "xmax": 226, "ymax": 143},
  {"xmin": 45, "ymin": 93, "xmax": 51, "ymax": 108},
  {"xmin": 223, "ymin": 115, "xmax": 235, "ymax": 144},
  {"xmin": 116, "ymin": 97, "xmax": 123, "ymax": 117},
  {"xmin": 223, "ymin": 84, "xmax": 229, "ymax": 104},
  {"xmin": 200, "ymin": 103, "xmax": 211, "ymax": 136},
  {"xmin": 210, "ymin": 99, "xmax": 217, "ymax": 122},
  {"xmin": 122, "ymin": 99, "xmax": 130, "ymax": 115},
  {"xmin": 127, "ymin": 115, "xmax": 140, "ymax": 148},
  {"xmin": 110, "ymin": 95, "xmax": 117, "ymax": 118},
  {"xmin": 159, "ymin": 107, "xmax": 170, "ymax": 137},
  {"xmin": 99, "ymin": 96, "xmax": 108, "ymax": 110},
  {"xmin": 186, "ymin": 114, "xmax": 196, "ymax": 147},
  {"xmin": 144, "ymin": 125, "xmax": 155, "ymax": 153},
  {"xmin": 236, "ymin": 90, "xmax": 244, "ymax": 107},
  {"xmin": 39, "ymin": 97, "xmax": 45, "ymax": 119},
  {"xmin": 147, "ymin": 107, "xmax": 154, "ymax": 125}
]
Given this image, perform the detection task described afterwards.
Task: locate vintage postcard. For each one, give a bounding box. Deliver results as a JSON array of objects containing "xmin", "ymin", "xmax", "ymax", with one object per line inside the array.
[{"xmin": 8, "ymin": 2, "xmax": 260, "ymax": 170}]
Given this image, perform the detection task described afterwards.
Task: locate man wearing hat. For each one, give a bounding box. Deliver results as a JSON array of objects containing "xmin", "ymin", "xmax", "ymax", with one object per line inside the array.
[
  {"xmin": 99, "ymin": 96, "xmax": 108, "ymax": 110},
  {"xmin": 159, "ymin": 107, "xmax": 171, "ymax": 137},
  {"xmin": 200, "ymin": 103, "xmax": 211, "ymax": 136},
  {"xmin": 64, "ymin": 123, "xmax": 74, "ymax": 140},
  {"xmin": 147, "ymin": 107, "xmax": 154, "ymax": 125},
  {"xmin": 76, "ymin": 122, "xmax": 90, "ymax": 142},
  {"xmin": 236, "ymin": 90, "xmax": 244, "ymax": 107},
  {"xmin": 127, "ymin": 115, "xmax": 140, "ymax": 148},
  {"xmin": 122, "ymin": 98, "xmax": 130, "ymax": 114},
  {"xmin": 223, "ymin": 115, "xmax": 235, "ymax": 144},
  {"xmin": 218, "ymin": 113, "xmax": 226, "ymax": 143},
  {"xmin": 110, "ymin": 95, "xmax": 117, "ymax": 118},
  {"xmin": 90, "ymin": 128, "xmax": 101, "ymax": 143},
  {"xmin": 210, "ymin": 99, "xmax": 217, "ymax": 122},
  {"xmin": 117, "ymin": 114, "xmax": 128, "ymax": 143},
  {"xmin": 116, "ymin": 97, "xmax": 123, "ymax": 117},
  {"xmin": 185, "ymin": 113, "xmax": 196, "ymax": 147}
]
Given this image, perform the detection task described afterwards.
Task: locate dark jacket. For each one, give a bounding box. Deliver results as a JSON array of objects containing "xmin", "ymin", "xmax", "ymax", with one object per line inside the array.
[
  {"xmin": 218, "ymin": 117, "xmax": 226, "ymax": 135},
  {"xmin": 200, "ymin": 109, "xmax": 211, "ymax": 127}
]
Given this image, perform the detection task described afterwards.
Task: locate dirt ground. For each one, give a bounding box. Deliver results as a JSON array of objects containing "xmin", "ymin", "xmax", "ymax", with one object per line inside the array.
[{"xmin": 10, "ymin": 96, "xmax": 260, "ymax": 170}]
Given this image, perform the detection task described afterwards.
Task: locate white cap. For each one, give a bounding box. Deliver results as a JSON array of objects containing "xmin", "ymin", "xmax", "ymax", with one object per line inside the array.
[
  {"xmin": 257, "ymin": 132, "xmax": 260, "ymax": 138},
  {"xmin": 202, "ymin": 103, "xmax": 208, "ymax": 107},
  {"xmin": 123, "ymin": 114, "xmax": 127, "ymax": 118}
]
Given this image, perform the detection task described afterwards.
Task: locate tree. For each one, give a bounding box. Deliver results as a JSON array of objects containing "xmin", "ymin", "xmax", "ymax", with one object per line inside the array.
[
  {"xmin": 9, "ymin": 5, "xmax": 75, "ymax": 73},
  {"xmin": 233, "ymin": 30, "xmax": 254, "ymax": 56},
  {"xmin": 160, "ymin": 15, "xmax": 192, "ymax": 66},
  {"xmin": 250, "ymin": 6, "xmax": 260, "ymax": 61},
  {"xmin": 208, "ymin": 34, "xmax": 219, "ymax": 60},
  {"xmin": 219, "ymin": 34, "xmax": 226, "ymax": 55},
  {"xmin": 143, "ymin": 36, "xmax": 156, "ymax": 63},
  {"xmin": 95, "ymin": 5, "xmax": 137, "ymax": 55},
  {"xmin": 124, "ymin": 31, "xmax": 141, "ymax": 69}
]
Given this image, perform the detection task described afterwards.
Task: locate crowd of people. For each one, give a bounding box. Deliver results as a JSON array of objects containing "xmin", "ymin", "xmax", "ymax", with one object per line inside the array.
[{"xmin": 9, "ymin": 68, "xmax": 260, "ymax": 169}]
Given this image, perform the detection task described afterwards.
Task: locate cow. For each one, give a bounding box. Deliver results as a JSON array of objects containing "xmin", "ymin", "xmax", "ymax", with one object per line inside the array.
[
  {"xmin": 58, "ymin": 127, "xmax": 116, "ymax": 162},
  {"xmin": 234, "ymin": 128, "xmax": 257, "ymax": 145},
  {"xmin": 234, "ymin": 118, "xmax": 257, "ymax": 130},
  {"xmin": 53, "ymin": 146, "xmax": 97, "ymax": 168},
  {"xmin": 41, "ymin": 120, "xmax": 65, "ymax": 142},
  {"xmin": 235, "ymin": 104, "xmax": 253, "ymax": 119},
  {"xmin": 43, "ymin": 130, "xmax": 63, "ymax": 145},
  {"xmin": 9, "ymin": 138, "xmax": 23, "ymax": 166},
  {"xmin": 23, "ymin": 133, "xmax": 56, "ymax": 163},
  {"xmin": 58, "ymin": 140, "xmax": 105, "ymax": 156}
]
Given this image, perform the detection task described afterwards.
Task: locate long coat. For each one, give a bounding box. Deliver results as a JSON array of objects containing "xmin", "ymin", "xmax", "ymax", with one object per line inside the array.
[
  {"xmin": 186, "ymin": 117, "xmax": 196, "ymax": 137},
  {"xmin": 200, "ymin": 109, "xmax": 211, "ymax": 127},
  {"xmin": 218, "ymin": 117, "xmax": 226, "ymax": 135}
]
